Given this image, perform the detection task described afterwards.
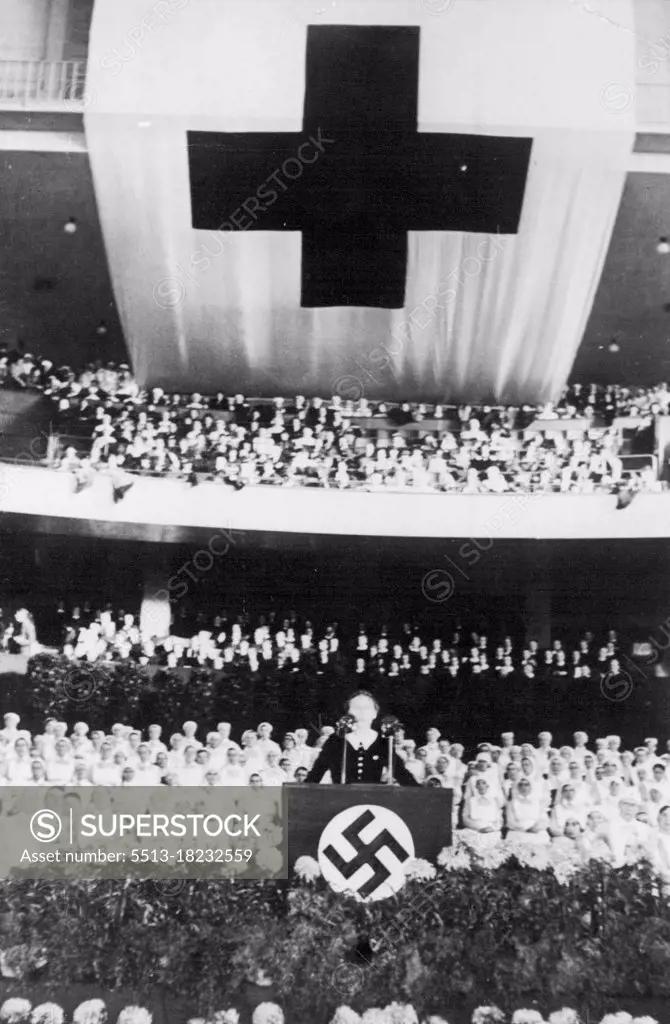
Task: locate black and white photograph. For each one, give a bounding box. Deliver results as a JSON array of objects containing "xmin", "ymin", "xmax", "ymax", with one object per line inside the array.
[{"xmin": 0, "ymin": 0, "xmax": 669, "ymax": 1021}]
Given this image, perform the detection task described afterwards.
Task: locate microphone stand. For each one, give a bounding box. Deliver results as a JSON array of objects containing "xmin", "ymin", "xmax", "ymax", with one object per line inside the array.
[
  {"xmin": 380, "ymin": 715, "xmax": 402, "ymax": 786},
  {"xmin": 336, "ymin": 715, "xmax": 355, "ymax": 785}
]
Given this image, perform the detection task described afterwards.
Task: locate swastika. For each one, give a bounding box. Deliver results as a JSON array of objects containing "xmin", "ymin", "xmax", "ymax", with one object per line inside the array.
[
  {"xmin": 323, "ymin": 809, "xmax": 410, "ymax": 899},
  {"xmin": 318, "ymin": 804, "xmax": 415, "ymax": 901}
]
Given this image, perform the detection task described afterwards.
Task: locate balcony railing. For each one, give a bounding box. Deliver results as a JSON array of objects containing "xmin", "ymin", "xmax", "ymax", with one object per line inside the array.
[{"xmin": 0, "ymin": 60, "xmax": 87, "ymax": 111}]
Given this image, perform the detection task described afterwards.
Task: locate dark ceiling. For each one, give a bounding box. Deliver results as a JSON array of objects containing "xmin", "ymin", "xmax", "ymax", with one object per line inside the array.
[
  {"xmin": 0, "ymin": 150, "xmax": 126, "ymax": 366},
  {"xmin": 573, "ymin": 171, "xmax": 670, "ymax": 385}
]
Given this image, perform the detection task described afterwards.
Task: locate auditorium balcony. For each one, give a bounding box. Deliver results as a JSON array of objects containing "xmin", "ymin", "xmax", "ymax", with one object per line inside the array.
[
  {"xmin": 0, "ymin": 0, "xmax": 91, "ymax": 119},
  {"xmin": 1, "ymin": 382, "xmax": 669, "ymax": 543},
  {"xmin": 0, "ymin": 60, "xmax": 86, "ymax": 111},
  {"xmin": 1, "ymin": 455, "xmax": 669, "ymax": 545}
]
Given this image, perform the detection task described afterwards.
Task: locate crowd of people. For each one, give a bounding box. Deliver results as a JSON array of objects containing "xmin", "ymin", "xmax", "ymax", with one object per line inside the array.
[
  {"xmin": 3, "ymin": 350, "xmax": 670, "ymax": 421},
  {"xmin": 5, "ymin": 601, "xmax": 633, "ymax": 687},
  {"xmin": 4, "ymin": 601, "xmax": 657, "ymax": 745},
  {"xmin": 451, "ymin": 731, "xmax": 670, "ymax": 865},
  {"xmin": 0, "ymin": 707, "xmax": 668, "ymax": 871},
  {"xmin": 0, "ymin": 352, "xmax": 663, "ymax": 495},
  {"xmin": 1, "ymin": 350, "xmax": 667, "ymax": 874}
]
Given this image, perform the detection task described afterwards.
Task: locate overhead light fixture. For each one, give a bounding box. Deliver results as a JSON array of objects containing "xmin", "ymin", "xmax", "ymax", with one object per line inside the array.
[
  {"xmin": 657, "ymin": 236, "xmax": 670, "ymax": 255},
  {"xmin": 96, "ymin": 321, "xmax": 108, "ymax": 336},
  {"xmin": 608, "ymin": 341, "xmax": 620, "ymax": 353},
  {"xmin": 63, "ymin": 217, "xmax": 77, "ymax": 234}
]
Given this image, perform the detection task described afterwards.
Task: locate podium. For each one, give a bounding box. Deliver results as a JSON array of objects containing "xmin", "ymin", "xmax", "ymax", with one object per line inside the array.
[{"xmin": 286, "ymin": 784, "xmax": 452, "ymax": 864}]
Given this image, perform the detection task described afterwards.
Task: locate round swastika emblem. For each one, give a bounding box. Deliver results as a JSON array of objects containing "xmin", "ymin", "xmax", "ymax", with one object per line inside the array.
[{"xmin": 317, "ymin": 804, "xmax": 415, "ymax": 902}]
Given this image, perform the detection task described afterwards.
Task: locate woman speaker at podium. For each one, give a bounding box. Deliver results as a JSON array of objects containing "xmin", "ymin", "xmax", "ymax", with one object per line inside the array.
[{"xmin": 305, "ymin": 691, "xmax": 419, "ymax": 786}]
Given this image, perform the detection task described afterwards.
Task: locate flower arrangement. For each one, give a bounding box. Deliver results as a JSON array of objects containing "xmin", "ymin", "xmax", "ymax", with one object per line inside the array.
[
  {"xmin": 255, "ymin": 848, "xmax": 284, "ymax": 875},
  {"xmin": 2, "ymin": 864, "xmax": 669, "ymax": 1021},
  {"xmin": 547, "ymin": 1013, "xmax": 579, "ymax": 1024},
  {"xmin": 30, "ymin": 1005, "xmax": 64, "ymax": 1024},
  {"xmin": 72, "ymin": 1001, "xmax": 107, "ymax": 1024},
  {"xmin": 330, "ymin": 1010, "xmax": 362, "ymax": 1024},
  {"xmin": 598, "ymin": 1016, "xmax": 658, "ymax": 1024},
  {"xmin": 323, "ymin": 1009, "xmax": 661, "ymax": 1024},
  {"xmin": 361, "ymin": 1011, "xmax": 393, "ymax": 1024},
  {"xmin": 352, "ymin": 1007, "xmax": 420, "ymax": 1024},
  {"xmin": 0, "ymin": 1000, "xmax": 32, "ymax": 1024},
  {"xmin": 436, "ymin": 834, "xmax": 602, "ymax": 881},
  {"xmin": 472, "ymin": 1009, "xmax": 506, "ymax": 1024},
  {"xmin": 403, "ymin": 859, "xmax": 437, "ymax": 883},
  {"xmin": 188, "ymin": 1013, "xmax": 239, "ymax": 1024},
  {"xmin": 384, "ymin": 1005, "xmax": 419, "ymax": 1024},
  {"xmin": 3, "ymin": 1008, "xmax": 151, "ymax": 1024},
  {"xmin": 116, "ymin": 1008, "xmax": 152, "ymax": 1024},
  {"xmin": 436, "ymin": 845, "xmax": 472, "ymax": 872},
  {"xmin": 0, "ymin": 945, "xmax": 47, "ymax": 980},
  {"xmin": 251, "ymin": 1005, "xmax": 284, "ymax": 1024},
  {"xmin": 293, "ymin": 856, "xmax": 322, "ymax": 883},
  {"xmin": 210, "ymin": 1014, "xmax": 240, "ymax": 1024},
  {"xmin": 0, "ymin": 996, "xmax": 662, "ymax": 1024}
]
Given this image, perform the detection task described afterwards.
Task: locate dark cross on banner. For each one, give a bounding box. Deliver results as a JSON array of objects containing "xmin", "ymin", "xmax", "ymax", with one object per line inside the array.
[{"xmin": 188, "ymin": 25, "xmax": 532, "ymax": 308}]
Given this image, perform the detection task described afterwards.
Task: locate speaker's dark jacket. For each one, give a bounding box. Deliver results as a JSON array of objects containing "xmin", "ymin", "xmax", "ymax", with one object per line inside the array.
[{"xmin": 305, "ymin": 733, "xmax": 419, "ymax": 786}]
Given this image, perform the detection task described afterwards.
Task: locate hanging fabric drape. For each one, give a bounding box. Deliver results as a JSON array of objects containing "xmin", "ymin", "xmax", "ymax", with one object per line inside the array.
[{"xmin": 84, "ymin": 0, "xmax": 635, "ymax": 403}]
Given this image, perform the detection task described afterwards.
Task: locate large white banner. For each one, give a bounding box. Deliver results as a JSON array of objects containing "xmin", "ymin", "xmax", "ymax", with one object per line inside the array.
[{"xmin": 84, "ymin": 0, "xmax": 636, "ymax": 402}]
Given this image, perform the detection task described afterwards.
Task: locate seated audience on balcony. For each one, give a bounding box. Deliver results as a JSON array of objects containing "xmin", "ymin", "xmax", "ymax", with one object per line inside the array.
[
  {"xmin": 3, "ymin": 349, "xmax": 668, "ymax": 421},
  {"xmin": 0, "ymin": 351, "xmax": 662, "ymax": 495}
]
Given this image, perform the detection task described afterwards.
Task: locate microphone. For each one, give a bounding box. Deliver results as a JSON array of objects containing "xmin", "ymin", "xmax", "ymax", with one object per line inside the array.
[
  {"xmin": 335, "ymin": 714, "xmax": 356, "ymax": 735},
  {"xmin": 380, "ymin": 715, "xmax": 401, "ymax": 738}
]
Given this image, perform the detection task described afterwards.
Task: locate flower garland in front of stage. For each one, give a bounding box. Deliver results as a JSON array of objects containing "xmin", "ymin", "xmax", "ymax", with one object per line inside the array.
[
  {"xmin": 0, "ymin": 997, "xmax": 662, "ymax": 1024},
  {"xmin": 294, "ymin": 823, "xmax": 662, "ymax": 888}
]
